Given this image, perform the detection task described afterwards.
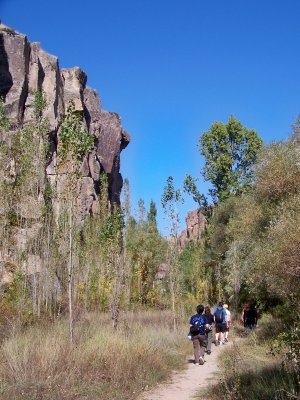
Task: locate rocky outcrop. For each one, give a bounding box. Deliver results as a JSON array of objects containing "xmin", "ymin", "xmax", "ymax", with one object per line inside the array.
[
  {"xmin": 0, "ymin": 26, "xmax": 130, "ymax": 287},
  {"xmin": 0, "ymin": 26, "xmax": 130, "ymax": 213},
  {"xmin": 179, "ymin": 209, "xmax": 206, "ymax": 248}
]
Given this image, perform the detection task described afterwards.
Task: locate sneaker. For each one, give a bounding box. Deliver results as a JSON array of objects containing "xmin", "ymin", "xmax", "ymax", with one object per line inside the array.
[
  {"xmin": 199, "ymin": 357, "xmax": 204, "ymax": 365},
  {"xmin": 207, "ymin": 350, "xmax": 211, "ymax": 355},
  {"xmin": 225, "ymin": 338, "xmax": 228, "ymax": 342}
]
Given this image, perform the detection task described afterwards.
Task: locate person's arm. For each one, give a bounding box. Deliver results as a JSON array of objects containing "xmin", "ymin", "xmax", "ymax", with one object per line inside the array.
[{"xmin": 204, "ymin": 315, "xmax": 209, "ymax": 329}]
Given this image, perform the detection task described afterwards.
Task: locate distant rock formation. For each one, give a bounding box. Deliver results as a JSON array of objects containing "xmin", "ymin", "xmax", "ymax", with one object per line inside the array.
[
  {"xmin": 179, "ymin": 209, "xmax": 206, "ymax": 248},
  {"xmin": 155, "ymin": 263, "xmax": 171, "ymax": 281}
]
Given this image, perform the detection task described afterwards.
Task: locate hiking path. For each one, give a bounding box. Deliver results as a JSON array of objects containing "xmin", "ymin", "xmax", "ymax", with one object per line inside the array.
[{"xmin": 139, "ymin": 343, "xmax": 227, "ymax": 400}]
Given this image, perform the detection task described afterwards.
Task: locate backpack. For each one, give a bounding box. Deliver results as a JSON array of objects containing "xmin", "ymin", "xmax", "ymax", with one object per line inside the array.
[
  {"xmin": 215, "ymin": 309, "xmax": 223, "ymax": 323},
  {"xmin": 190, "ymin": 315, "xmax": 206, "ymax": 336},
  {"xmin": 190, "ymin": 324, "xmax": 200, "ymax": 335}
]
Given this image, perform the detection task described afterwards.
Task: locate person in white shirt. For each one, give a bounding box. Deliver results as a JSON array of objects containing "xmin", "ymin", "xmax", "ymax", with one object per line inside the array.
[{"xmin": 223, "ymin": 304, "xmax": 231, "ymax": 342}]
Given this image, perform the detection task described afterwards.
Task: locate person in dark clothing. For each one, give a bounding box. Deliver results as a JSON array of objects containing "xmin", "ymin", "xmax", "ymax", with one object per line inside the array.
[
  {"xmin": 204, "ymin": 306, "xmax": 214, "ymax": 354},
  {"xmin": 189, "ymin": 304, "xmax": 209, "ymax": 365},
  {"xmin": 242, "ymin": 304, "xmax": 258, "ymax": 331}
]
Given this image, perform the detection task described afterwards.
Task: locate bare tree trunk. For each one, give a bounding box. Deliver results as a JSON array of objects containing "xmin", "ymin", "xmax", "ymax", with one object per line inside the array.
[
  {"xmin": 110, "ymin": 245, "xmax": 125, "ymax": 330},
  {"xmin": 68, "ymin": 205, "xmax": 74, "ymax": 344},
  {"xmin": 169, "ymin": 243, "xmax": 178, "ymax": 333}
]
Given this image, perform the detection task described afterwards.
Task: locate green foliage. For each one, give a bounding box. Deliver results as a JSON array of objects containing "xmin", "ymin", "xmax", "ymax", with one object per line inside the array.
[
  {"xmin": 99, "ymin": 173, "xmax": 109, "ymax": 219},
  {"xmin": 137, "ymin": 198, "xmax": 146, "ymax": 222},
  {"xmin": 278, "ymin": 320, "xmax": 300, "ymax": 383},
  {"xmin": 0, "ymin": 97, "xmax": 10, "ymax": 132},
  {"xmin": 147, "ymin": 199, "xmax": 157, "ymax": 225},
  {"xmin": 178, "ymin": 241, "xmax": 209, "ymax": 300},
  {"xmin": 33, "ymin": 88, "xmax": 47, "ymax": 120},
  {"xmin": 4, "ymin": 272, "xmax": 26, "ymax": 310},
  {"xmin": 161, "ymin": 176, "xmax": 183, "ymax": 238},
  {"xmin": 201, "ymin": 132, "xmax": 300, "ymax": 312},
  {"xmin": 122, "ymin": 178, "xmax": 131, "ymax": 221},
  {"xmin": 291, "ymin": 115, "xmax": 300, "ymax": 140},
  {"xmin": 183, "ymin": 174, "xmax": 207, "ymax": 208},
  {"xmin": 161, "ymin": 176, "xmax": 182, "ymax": 209},
  {"xmin": 199, "ymin": 115, "xmax": 263, "ymax": 201},
  {"xmin": 126, "ymin": 215, "xmax": 167, "ymax": 304},
  {"xmin": 43, "ymin": 181, "xmax": 54, "ymax": 215},
  {"xmin": 59, "ymin": 101, "xmax": 94, "ymax": 162},
  {"xmin": 99, "ymin": 208, "xmax": 124, "ymax": 244},
  {"xmin": 255, "ymin": 140, "xmax": 300, "ymax": 202}
]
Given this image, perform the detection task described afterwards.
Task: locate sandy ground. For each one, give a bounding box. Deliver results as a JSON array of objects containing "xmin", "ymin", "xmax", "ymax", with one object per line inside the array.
[{"xmin": 140, "ymin": 343, "xmax": 227, "ymax": 400}]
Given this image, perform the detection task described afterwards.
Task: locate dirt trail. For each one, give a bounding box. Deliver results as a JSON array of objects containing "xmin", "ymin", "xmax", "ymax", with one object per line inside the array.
[{"xmin": 140, "ymin": 344, "xmax": 227, "ymax": 400}]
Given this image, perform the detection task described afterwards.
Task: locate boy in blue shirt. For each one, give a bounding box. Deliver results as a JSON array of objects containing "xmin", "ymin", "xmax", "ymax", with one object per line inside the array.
[{"xmin": 189, "ymin": 304, "xmax": 209, "ymax": 365}]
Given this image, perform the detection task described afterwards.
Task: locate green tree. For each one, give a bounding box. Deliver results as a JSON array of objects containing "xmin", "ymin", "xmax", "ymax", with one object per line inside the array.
[
  {"xmin": 161, "ymin": 176, "xmax": 183, "ymax": 330},
  {"xmin": 137, "ymin": 198, "xmax": 146, "ymax": 222},
  {"xmin": 126, "ymin": 215, "xmax": 166, "ymax": 304},
  {"xmin": 199, "ymin": 115, "xmax": 263, "ymax": 201},
  {"xmin": 183, "ymin": 174, "xmax": 208, "ymax": 209},
  {"xmin": 147, "ymin": 199, "xmax": 157, "ymax": 225},
  {"xmin": 57, "ymin": 100, "xmax": 95, "ymax": 343}
]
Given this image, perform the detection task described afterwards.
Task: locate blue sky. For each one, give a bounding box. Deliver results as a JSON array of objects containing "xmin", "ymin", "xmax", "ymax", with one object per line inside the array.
[{"xmin": 1, "ymin": 0, "xmax": 300, "ymax": 233}]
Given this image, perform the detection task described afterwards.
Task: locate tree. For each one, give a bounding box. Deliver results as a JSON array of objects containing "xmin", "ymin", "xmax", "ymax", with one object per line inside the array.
[
  {"xmin": 183, "ymin": 174, "xmax": 208, "ymax": 209},
  {"xmin": 291, "ymin": 115, "xmax": 300, "ymax": 140},
  {"xmin": 137, "ymin": 198, "xmax": 146, "ymax": 222},
  {"xmin": 199, "ymin": 115, "xmax": 263, "ymax": 201},
  {"xmin": 147, "ymin": 199, "xmax": 157, "ymax": 225},
  {"xmin": 161, "ymin": 176, "xmax": 183, "ymax": 331},
  {"xmin": 58, "ymin": 100, "xmax": 95, "ymax": 343}
]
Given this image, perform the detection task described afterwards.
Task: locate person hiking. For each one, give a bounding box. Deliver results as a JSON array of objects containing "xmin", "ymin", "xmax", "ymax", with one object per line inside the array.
[
  {"xmin": 242, "ymin": 303, "xmax": 258, "ymax": 332},
  {"xmin": 213, "ymin": 301, "xmax": 227, "ymax": 345},
  {"xmin": 204, "ymin": 305, "xmax": 214, "ymax": 354},
  {"xmin": 223, "ymin": 304, "xmax": 231, "ymax": 342},
  {"xmin": 189, "ymin": 304, "xmax": 209, "ymax": 365}
]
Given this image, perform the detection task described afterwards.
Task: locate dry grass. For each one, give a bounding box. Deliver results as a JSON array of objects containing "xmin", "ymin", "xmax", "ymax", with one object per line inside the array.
[
  {"xmin": 0, "ymin": 310, "xmax": 189, "ymax": 400},
  {"xmin": 200, "ymin": 315, "xmax": 299, "ymax": 400}
]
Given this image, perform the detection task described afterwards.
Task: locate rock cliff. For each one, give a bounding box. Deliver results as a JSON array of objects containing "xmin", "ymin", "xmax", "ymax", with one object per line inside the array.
[
  {"xmin": 179, "ymin": 209, "xmax": 206, "ymax": 248},
  {"xmin": 0, "ymin": 25, "xmax": 130, "ymax": 288},
  {"xmin": 0, "ymin": 26, "xmax": 130, "ymax": 212}
]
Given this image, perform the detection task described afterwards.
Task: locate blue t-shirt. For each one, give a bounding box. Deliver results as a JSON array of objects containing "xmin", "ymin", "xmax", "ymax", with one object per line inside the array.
[
  {"xmin": 189, "ymin": 314, "xmax": 208, "ymax": 335},
  {"xmin": 213, "ymin": 306, "xmax": 227, "ymax": 324}
]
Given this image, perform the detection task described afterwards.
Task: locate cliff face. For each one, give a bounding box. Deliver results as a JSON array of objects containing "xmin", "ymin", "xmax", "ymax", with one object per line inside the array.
[
  {"xmin": 0, "ymin": 27, "xmax": 130, "ymax": 211},
  {"xmin": 0, "ymin": 26, "xmax": 130, "ymax": 288},
  {"xmin": 179, "ymin": 209, "xmax": 206, "ymax": 248}
]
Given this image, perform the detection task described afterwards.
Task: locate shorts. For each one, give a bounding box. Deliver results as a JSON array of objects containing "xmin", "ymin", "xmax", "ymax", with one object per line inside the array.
[
  {"xmin": 216, "ymin": 323, "xmax": 226, "ymax": 333},
  {"xmin": 225, "ymin": 321, "xmax": 231, "ymax": 332}
]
